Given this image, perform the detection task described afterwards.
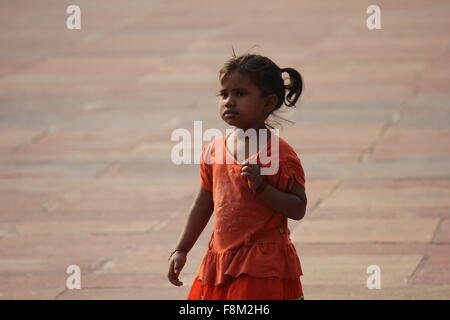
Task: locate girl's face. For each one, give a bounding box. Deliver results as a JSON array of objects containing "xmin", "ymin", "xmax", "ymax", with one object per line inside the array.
[{"xmin": 218, "ymin": 70, "xmax": 275, "ymax": 131}]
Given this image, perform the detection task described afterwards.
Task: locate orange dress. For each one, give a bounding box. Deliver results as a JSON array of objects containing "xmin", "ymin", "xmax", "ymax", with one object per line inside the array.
[{"xmin": 188, "ymin": 132, "xmax": 306, "ymax": 300}]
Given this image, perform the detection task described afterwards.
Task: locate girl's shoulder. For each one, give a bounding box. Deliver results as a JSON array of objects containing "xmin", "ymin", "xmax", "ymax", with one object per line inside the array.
[
  {"xmin": 199, "ymin": 134, "xmax": 227, "ymax": 164},
  {"xmin": 273, "ymin": 135, "xmax": 302, "ymax": 161},
  {"xmin": 201, "ymin": 135, "xmax": 225, "ymax": 153}
]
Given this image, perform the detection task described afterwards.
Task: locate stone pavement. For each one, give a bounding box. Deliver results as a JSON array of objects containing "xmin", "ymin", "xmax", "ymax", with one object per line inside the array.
[{"xmin": 1, "ymin": 0, "xmax": 450, "ymax": 299}]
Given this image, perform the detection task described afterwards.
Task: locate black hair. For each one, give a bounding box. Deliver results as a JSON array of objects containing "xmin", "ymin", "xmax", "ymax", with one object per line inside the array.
[{"xmin": 219, "ymin": 50, "xmax": 304, "ymax": 129}]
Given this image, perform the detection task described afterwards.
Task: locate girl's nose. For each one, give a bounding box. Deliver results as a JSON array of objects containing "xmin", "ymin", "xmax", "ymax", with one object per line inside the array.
[{"xmin": 224, "ymin": 95, "xmax": 235, "ymax": 107}]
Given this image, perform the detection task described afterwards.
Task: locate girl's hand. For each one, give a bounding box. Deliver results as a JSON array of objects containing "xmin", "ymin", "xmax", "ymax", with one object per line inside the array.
[
  {"xmin": 241, "ymin": 161, "xmax": 265, "ymax": 191},
  {"xmin": 168, "ymin": 251, "xmax": 187, "ymax": 286}
]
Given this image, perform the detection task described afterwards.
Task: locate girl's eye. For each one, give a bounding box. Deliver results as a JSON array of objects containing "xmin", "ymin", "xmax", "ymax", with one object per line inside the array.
[{"xmin": 215, "ymin": 91, "xmax": 245, "ymax": 98}]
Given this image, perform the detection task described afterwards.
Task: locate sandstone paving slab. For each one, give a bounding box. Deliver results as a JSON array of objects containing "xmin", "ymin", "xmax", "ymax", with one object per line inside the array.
[
  {"xmin": 290, "ymin": 218, "xmax": 439, "ymax": 244},
  {"xmin": 92, "ymin": 238, "xmax": 210, "ymax": 278},
  {"xmin": 369, "ymin": 127, "xmax": 450, "ymax": 160},
  {"xmin": 0, "ymin": 97, "xmax": 102, "ymax": 130},
  {"xmin": 414, "ymin": 56, "xmax": 450, "ymax": 94},
  {"xmin": 152, "ymin": 206, "xmax": 214, "ymax": 236},
  {"xmin": 320, "ymin": 178, "xmax": 450, "ymax": 210},
  {"xmin": 354, "ymin": 159, "xmax": 450, "ymax": 180},
  {"xmin": 308, "ymin": 83, "xmax": 414, "ymax": 104},
  {"xmin": 56, "ymin": 285, "xmax": 190, "ymax": 300},
  {"xmin": 0, "ymin": 161, "xmax": 108, "ymax": 188},
  {"xmin": 0, "ymin": 189, "xmax": 64, "ymax": 217},
  {"xmin": 433, "ymin": 219, "xmax": 450, "ymax": 243},
  {"xmin": 89, "ymin": 222, "xmax": 214, "ymax": 290},
  {"xmin": 0, "ymin": 177, "xmax": 93, "ymax": 197},
  {"xmin": 0, "ymin": 246, "xmax": 114, "ymax": 278},
  {"xmin": 18, "ymin": 57, "xmax": 165, "ymax": 78},
  {"xmin": 0, "ymin": 274, "xmax": 65, "ymax": 300},
  {"xmin": 303, "ymin": 284, "xmax": 450, "ymax": 300},
  {"xmin": 62, "ymin": 107, "xmax": 187, "ymax": 133},
  {"xmin": 410, "ymin": 91, "xmax": 450, "ymax": 110},
  {"xmin": 299, "ymin": 255, "xmax": 422, "ymax": 288},
  {"xmin": 296, "ymin": 243, "xmax": 450, "ymax": 257},
  {"xmin": 294, "ymin": 149, "xmax": 363, "ymax": 168},
  {"xmin": 97, "ymin": 157, "xmax": 199, "ymax": 182},
  {"xmin": 0, "ymin": 233, "xmax": 155, "ymax": 273},
  {"xmin": 0, "ymin": 259, "xmax": 48, "ymax": 275},
  {"xmin": 39, "ymin": 183, "xmax": 196, "ymax": 221},
  {"xmin": 0, "ymin": 129, "xmax": 44, "ymax": 152},
  {"xmin": 80, "ymin": 272, "xmax": 169, "ymax": 289},
  {"xmin": 285, "ymin": 101, "xmax": 398, "ymax": 127},
  {"xmin": 0, "ymin": 57, "xmax": 39, "ymax": 78},
  {"xmin": 283, "ymin": 123, "xmax": 382, "ymax": 150},
  {"xmin": 0, "ymin": 75, "xmax": 120, "ymax": 98},
  {"xmin": 10, "ymin": 219, "xmax": 159, "ymax": 236},
  {"xmin": 317, "ymin": 33, "xmax": 445, "ymax": 64},
  {"xmin": 2, "ymin": 128, "xmax": 155, "ymax": 163},
  {"xmin": 0, "ymin": 1, "xmax": 164, "ymax": 57},
  {"xmin": 303, "ymin": 61, "xmax": 426, "ymax": 91},
  {"xmin": 96, "ymin": 168, "xmax": 201, "ymax": 190},
  {"xmin": 396, "ymin": 104, "xmax": 450, "ymax": 129},
  {"xmin": 0, "ymin": 224, "xmax": 17, "ymax": 239},
  {"xmin": 70, "ymin": 25, "xmax": 204, "ymax": 57},
  {"xmin": 0, "ymin": 232, "xmax": 164, "ymax": 298},
  {"xmin": 78, "ymin": 272, "xmax": 196, "ymax": 300},
  {"xmin": 1, "ymin": 0, "xmax": 450, "ymax": 301},
  {"xmin": 408, "ymin": 255, "xmax": 450, "ymax": 285},
  {"xmin": 297, "ymin": 155, "xmax": 360, "ymax": 180},
  {"xmin": 307, "ymin": 206, "xmax": 450, "ymax": 220}
]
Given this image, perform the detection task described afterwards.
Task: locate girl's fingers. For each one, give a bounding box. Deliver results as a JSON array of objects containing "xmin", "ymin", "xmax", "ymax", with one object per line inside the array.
[
  {"xmin": 241, "ymin": 166, "xmax": 251, "ymax": 173},
  {"xmin": 241, "ymin": 172, "xmax": 252, "ymax": 177},
  {"xmin": 169, "ymin": 272, "xmax": 183, "ymax": 286},
  {"xmin": 168, "ymin": 260, "xmax": 183, "ymax": 286},
  {"xmin": 241, "ymin": 161, "xmax": 258, "ymax": 166},
  {"xmin": 241, "ymin": 165, "xmax": 259, "ymax": 172},
  {"xmin": 174, "ymin": 260, "xmax": 182, "ymax": 275}
]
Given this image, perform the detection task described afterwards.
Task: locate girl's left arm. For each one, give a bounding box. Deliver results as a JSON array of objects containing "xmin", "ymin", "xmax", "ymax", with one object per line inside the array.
[
  {"xmin": 257, "ymin": 180, "xmax": 307, "ymax": 220},
  {"xmin": 240, "ymin": 161, "xmax": 307, "ymax": 220}
]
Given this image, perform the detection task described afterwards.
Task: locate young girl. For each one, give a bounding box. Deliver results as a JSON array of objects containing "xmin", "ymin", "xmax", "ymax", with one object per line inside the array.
[{"xmin": 167, "ymin": 53, "xmax": 307, "ymax": 300}]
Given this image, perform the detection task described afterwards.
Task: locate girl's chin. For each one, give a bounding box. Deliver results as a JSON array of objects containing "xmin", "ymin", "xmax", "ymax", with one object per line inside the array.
[{"xmin": 223, "ymin": 118, "xmax": 239, "ymax": 126}]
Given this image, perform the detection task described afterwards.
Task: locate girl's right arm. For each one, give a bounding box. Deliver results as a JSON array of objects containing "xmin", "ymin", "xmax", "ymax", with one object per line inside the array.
[{"xmin": 167, "ymin": 186, "xmax": 214, "ymax": 286}]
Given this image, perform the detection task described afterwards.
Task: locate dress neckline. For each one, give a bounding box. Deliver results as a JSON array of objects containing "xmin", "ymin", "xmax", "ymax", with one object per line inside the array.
[{"xmin": 224, "ymin": 131, "xmax": 271, "ymax": 165}]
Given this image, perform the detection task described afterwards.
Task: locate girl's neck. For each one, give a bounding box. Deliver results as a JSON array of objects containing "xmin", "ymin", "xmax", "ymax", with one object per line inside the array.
[
  {"xmin": 230, "ymin": 125, "xmax": 272, "ymax": 144},
  {"xmin": 233, "ymin": 123, "xmax": 269, "ymax": 133}
]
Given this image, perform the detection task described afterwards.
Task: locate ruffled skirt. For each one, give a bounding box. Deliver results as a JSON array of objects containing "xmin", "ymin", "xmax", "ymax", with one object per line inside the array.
[{"xmin": 188, "ymin": 274, "xmax": 304, "ymax": 300}]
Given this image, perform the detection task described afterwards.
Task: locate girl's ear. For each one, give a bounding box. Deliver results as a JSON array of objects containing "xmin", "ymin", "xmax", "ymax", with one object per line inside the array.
[{"xmin": 264, "ymin": 94, "xmax": 278, "ymax": 115}]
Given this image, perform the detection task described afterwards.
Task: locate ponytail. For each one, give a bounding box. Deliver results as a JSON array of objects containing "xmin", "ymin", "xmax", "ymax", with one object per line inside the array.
[{"xmin": 280, "ymin": 67, "xmax": 303, "ymax": 107}]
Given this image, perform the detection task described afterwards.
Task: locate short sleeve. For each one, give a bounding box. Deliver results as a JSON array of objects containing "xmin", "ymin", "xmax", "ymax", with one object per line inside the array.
[
  {"xmin": 199, "ymin": 144, "xmax": 213, "ymax": 192},
  {"xmin": 276, "ymin": 153, "xmax": 306, "ymax": 192}
]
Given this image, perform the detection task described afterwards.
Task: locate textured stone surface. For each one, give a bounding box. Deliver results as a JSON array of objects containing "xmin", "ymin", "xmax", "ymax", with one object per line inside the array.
[
  {"xmin": 1, "ymin": 0, "xmax": 450, "ymax": 300},
  {"xmin": 299, "ymin": 255, "xmax": 422, "ymax": 287},
  {"xmin": 291, "ymin": 218, "xmax": 439, "ymax": 243}
]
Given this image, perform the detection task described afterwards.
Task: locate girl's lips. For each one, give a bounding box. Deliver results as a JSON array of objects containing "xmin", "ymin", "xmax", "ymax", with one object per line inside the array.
[
  {"xmin": 224, "ymin": 112, "xmax": 238, "ymax": 119},
  {"xmin": 224, "ymin": 111, "xmax": 238, "ymax": 117}
]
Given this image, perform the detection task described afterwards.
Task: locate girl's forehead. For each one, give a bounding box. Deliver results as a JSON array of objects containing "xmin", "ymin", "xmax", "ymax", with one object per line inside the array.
[{"xmin": 220, "ymin": 71, "xmax": 256, "ymax": 89}]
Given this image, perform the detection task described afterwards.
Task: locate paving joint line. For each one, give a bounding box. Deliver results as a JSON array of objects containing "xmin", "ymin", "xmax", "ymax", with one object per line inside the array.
[
  {"xmin": 430, "ymin": 218, "xmax": 443, "ymax": 243},
  {"xmin": 53, "ymin": 288, "xmax": 68, "ymax": 300},
  {"xmin": 407, "ymin": 255, "xmax": 429, "ymax": 285}
]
